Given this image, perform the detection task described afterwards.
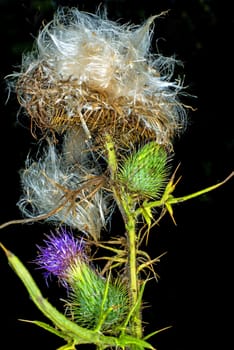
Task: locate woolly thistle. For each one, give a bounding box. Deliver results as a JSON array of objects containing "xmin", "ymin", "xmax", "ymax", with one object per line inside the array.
[
  {"xmin": 35, "ymin": 228, "xmax": 129, "ymax": 332},
  {"xmin": 7, "ymin": 7, "xmax": 187, "ymax": 152},
  {"xmin": 117, "ymin": 141, "xmax": 171, "ymax": 199}
]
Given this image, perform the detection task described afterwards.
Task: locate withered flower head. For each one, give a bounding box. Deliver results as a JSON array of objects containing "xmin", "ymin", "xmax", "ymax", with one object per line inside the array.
[
  {"xmin": 8, "ymin": 7, "xmax": 187, "ymax": 150},
  {"xmin": 17, "ymin": 140, "xmax": 111, "ymax": 240}
]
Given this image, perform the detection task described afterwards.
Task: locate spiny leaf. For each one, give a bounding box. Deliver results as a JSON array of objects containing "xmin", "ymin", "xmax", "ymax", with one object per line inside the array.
[{"xmin": 19, "ymin": 319, "xmax": 67, "ymax": 339}]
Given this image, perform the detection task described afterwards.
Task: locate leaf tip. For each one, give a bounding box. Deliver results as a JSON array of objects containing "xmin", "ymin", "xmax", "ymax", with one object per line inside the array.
[{"xmin": 0, "ymin": 241, "xmax": 12, "ymax": 258}]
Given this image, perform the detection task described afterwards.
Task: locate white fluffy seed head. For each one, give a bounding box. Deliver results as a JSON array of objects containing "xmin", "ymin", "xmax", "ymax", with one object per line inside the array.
[
  {"xmin": 17, "ymin": 142, "xmax": 111, "ymax": 240},
  {"xmin": 10, "ymin": 7, "xmax": 188, "ymax": 148},
  {"xmin": 35, "ymin": 9, "xmax": 163, "ymax": 96}
]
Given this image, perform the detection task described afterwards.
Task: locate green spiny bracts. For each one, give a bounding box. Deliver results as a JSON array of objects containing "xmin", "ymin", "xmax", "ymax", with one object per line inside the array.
[
  {"xmin": 117, "ymin": 141, "xmax": 171, "ymax": 199},
  {"xmin": 34, "ymin": 229, "xmax": 129, "ymax": 333},
  {"xmin": 68, "ymin": 261, "xmax": 129, "ymax": 332}
]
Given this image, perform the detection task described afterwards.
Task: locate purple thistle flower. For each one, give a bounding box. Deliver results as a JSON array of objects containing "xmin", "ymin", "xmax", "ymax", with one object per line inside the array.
[{"xmin": 34, "ymin": 227, "xmax": 86, "ymax": 285}]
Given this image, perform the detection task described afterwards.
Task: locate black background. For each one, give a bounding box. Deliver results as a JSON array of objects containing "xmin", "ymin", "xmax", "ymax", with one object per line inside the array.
[{"xmin": 0, "ymin": 1, "xmax": 233, "ymax": 349}]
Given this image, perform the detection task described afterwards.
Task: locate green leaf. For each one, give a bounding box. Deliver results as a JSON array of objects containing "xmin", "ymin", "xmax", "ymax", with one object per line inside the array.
[{"xmin": 19, "ymin": 319, "xmax": 67, "ymax": 339}]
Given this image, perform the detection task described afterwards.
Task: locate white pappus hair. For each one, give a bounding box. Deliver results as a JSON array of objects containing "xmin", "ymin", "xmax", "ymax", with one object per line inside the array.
[
  {"xmin": 17, "ymin": 142, "xmax": 110, "ymax": 240},
  {"xmin": 10, "ymin": 6, "xmax": 188, "ymax": 148}
]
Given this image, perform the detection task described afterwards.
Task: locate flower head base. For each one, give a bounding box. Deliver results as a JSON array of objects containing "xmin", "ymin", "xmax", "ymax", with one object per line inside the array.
[
  {"xmin": 9, "ymin": 7, "xmax": 187, "ymax": 150},
  {"xmin": 67, "ymin": 260, "xmax": 129, "ymax": 332}
]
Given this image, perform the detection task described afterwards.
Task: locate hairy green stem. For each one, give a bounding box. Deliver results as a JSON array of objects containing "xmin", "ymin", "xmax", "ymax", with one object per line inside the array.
[
  {"xmin": 105, "ymin": 135, "xmax": 142, "ymax": 344},
  {"xmin": 121, "ymin": 192, "xmax": 142, "ymax": 340}
]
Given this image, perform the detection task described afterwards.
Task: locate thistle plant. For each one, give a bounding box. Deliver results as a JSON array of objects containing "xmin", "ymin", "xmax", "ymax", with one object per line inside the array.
[{"xmin": 0, "ymin": 6, "xmax": 233, "ymax": 350}]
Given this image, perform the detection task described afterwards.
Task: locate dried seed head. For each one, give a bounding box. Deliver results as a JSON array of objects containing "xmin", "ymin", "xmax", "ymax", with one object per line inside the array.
[
  {"xmin": 8, "ymin": 7, "xmax": 188, "ymax": 150},
  {"xmin": 17, "ymin": 141, "xmax": 111, "ymax": 240}
]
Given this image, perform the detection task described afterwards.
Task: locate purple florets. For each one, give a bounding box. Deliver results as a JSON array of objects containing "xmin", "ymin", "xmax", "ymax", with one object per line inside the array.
[{"xmin": 35, "ymin": 227, "xmax": 86, "ymax": 285}]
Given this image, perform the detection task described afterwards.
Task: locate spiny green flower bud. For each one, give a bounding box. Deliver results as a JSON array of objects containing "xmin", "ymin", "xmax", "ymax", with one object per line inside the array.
[
  {"xmin": 117, "ymin": 142, "xmax": 171, "ymax": 199},
  {"xmin": 68, "ymin": 262, "xmax": 129, "ymax": 332}
]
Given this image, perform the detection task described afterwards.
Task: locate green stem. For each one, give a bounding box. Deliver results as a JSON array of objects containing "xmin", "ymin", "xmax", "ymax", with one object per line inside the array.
[
  {"xmin": 122, "ymin": 193, "xmax": 142, "ymax": 341},
  {"xmin": 135, "ymin": 171, "xmax": 234, "ymax": 218},
  {"xmin": 168, "ymin": 171, "xmax": 234, "ymax": 204},
  {"xmin": 105, "ymin": 135, "xmax": 142, "ymax": 344}
]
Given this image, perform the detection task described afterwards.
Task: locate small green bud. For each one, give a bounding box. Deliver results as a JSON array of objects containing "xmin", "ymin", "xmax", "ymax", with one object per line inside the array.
[{"xmin": 117, "ymin": 142, "xmax": 171, "ymax": 198}]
